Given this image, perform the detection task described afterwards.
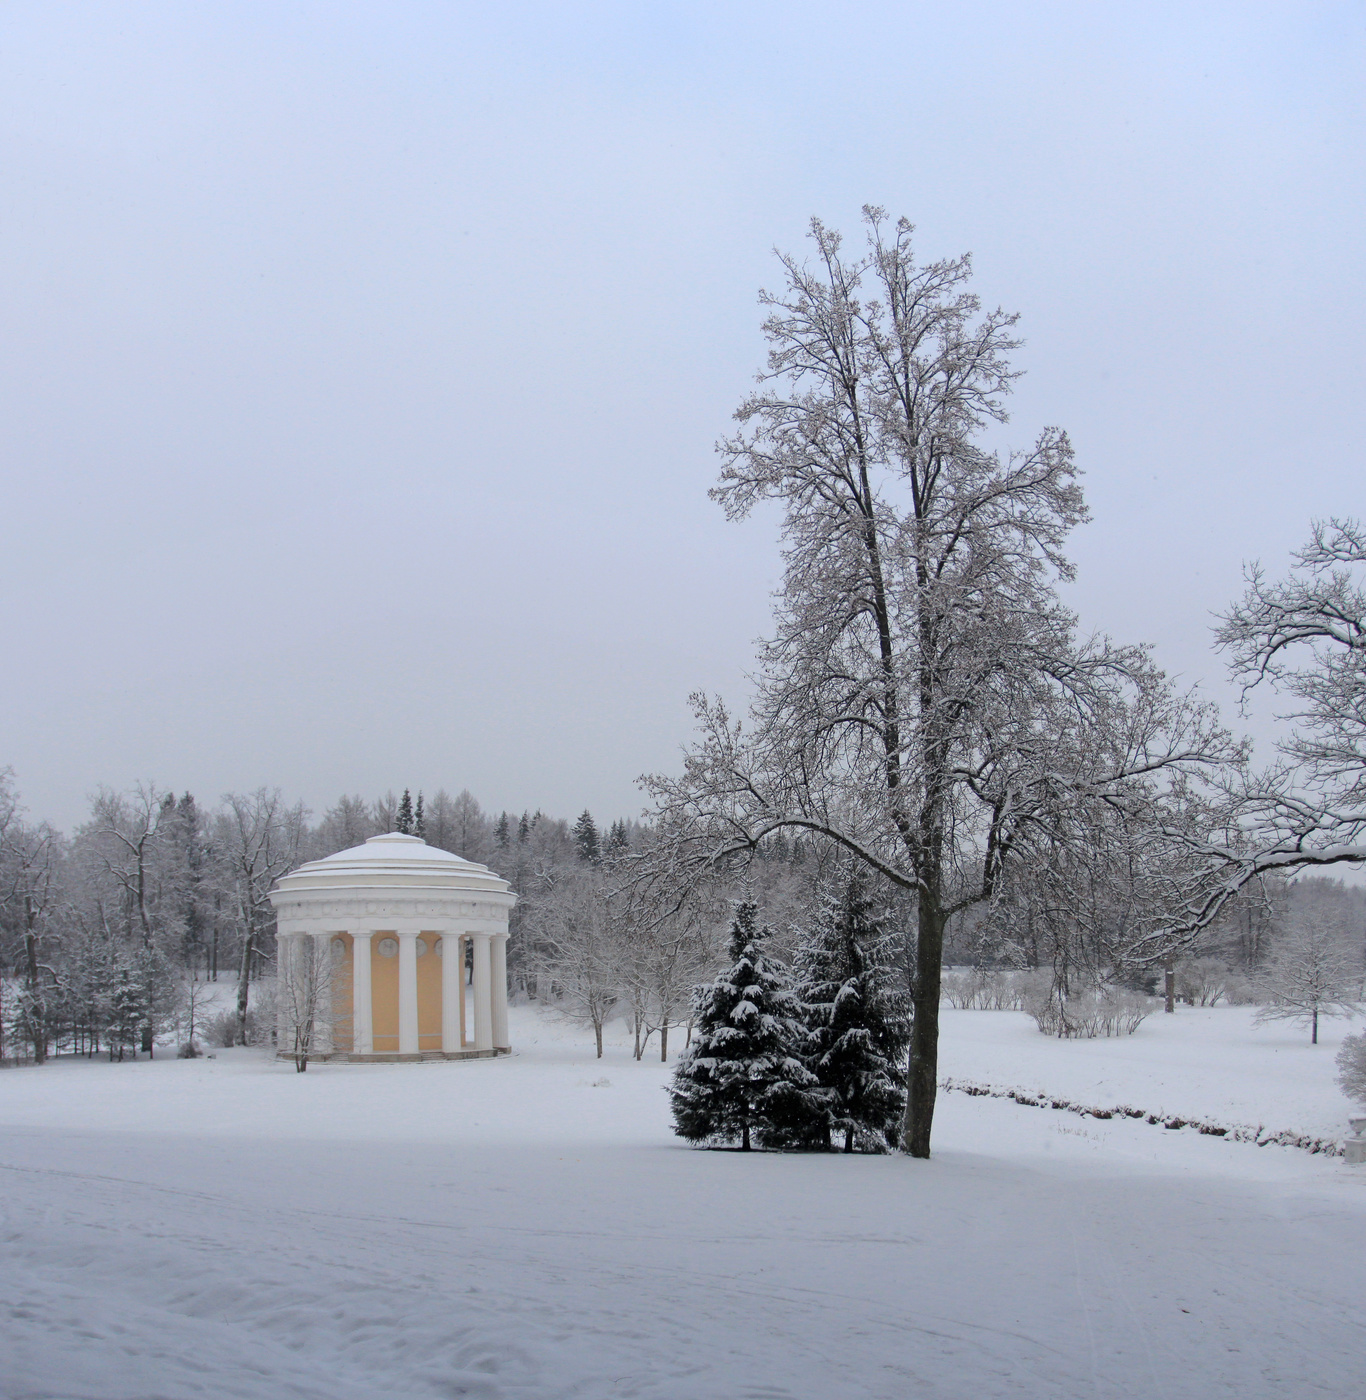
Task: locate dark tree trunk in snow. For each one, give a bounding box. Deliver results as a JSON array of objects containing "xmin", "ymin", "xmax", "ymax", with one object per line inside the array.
[
  {"xmin": 236, "ymin": 931, "xmax": 254, "ymax": 1045},
  {"xmin": 904, "ymin": 901, "xmax": 944, "ymax": 1157}
]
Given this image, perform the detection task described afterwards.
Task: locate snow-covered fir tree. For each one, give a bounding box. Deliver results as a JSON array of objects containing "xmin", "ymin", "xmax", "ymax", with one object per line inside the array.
[
  {"xmin": 668, "ymin": 900, "xmax": 814, "ymax": 1150},
  {"xmin": 795, "ymin": 875, "xmax": 910, "ymax": 1152},
  {"xmin": 573, "ymin": 810, "xmax": 600, "ymax": 864},
  {"xmin": 413, "ymin": 792, "xmax": 426, "ymax": 840},
  {"xmin": 396, "ymin": 789, "xmax": 414, "ymax": 835}
]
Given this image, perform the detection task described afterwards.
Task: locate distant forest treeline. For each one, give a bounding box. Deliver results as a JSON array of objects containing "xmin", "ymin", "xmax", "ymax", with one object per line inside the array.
[{"xmin": 3, "ymin": 771, "xmax": 1364, "ymax": 1066}]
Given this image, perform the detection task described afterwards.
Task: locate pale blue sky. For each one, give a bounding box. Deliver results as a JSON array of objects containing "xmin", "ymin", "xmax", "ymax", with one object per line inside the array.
[{"xmin": 1, "ymin": 2, "xmax": 1362, "ymax": 831}]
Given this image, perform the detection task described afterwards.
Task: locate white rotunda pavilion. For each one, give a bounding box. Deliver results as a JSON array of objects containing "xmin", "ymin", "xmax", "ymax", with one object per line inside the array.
[{"xmin": 269, "ymin": 833, "xmax": 516, "ymax": 1061}]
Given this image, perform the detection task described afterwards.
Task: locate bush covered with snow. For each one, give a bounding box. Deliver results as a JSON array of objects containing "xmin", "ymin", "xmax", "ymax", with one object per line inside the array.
[
  {"xmin": 1025, "ymin": 987, "xmax": 1152, "ymax": 1038},
  {"xmin": 204, "ymin": 1002, "xmax": 273, "ymax": 1049},
  {"xmin": 940, "ymin": 969, "xmax": 1041, "ymax": 1011}
]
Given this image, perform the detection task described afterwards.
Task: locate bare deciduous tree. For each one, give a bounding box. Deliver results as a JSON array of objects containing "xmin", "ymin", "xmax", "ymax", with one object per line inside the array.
[
  {"xmin": 523, "ymin": 866, "xmax": 622, "ymax": 1058},
  {"xmin": 277, "ymin": 934, "xmax": 333, "ymax": 1071},
  {"xmin": 1178, "ymin": 520, "xmax": 1366, "ymax": 920},
  {"xmin": 648, "ymin": 211, "xmax": 1234, "ymax": 1156},
  {"xmin": 1254, "ymin": 912, "xmax": 1358, "ymax": 1043},
  {"xmin": 216, "ymin": 789, "xmax": 306, "ymax": 1046}
]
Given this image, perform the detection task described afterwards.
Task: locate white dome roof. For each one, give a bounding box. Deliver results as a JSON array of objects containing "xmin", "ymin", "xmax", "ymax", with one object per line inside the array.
[{"xmin": 272, "ymin": 833, "xmax": 515, "ymax": 900}]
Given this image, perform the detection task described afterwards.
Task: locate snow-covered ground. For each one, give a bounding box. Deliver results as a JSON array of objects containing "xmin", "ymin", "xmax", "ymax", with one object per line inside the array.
[{"xmin": 2, "ymin": 1004, "xmax": 1364, "ymax": 1400}]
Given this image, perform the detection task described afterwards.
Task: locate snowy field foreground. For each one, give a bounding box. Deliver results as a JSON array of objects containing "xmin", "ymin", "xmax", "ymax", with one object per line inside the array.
[{"xmin": 2, "ymin": 1006, "xmax": 1365, "ymax": 1400}]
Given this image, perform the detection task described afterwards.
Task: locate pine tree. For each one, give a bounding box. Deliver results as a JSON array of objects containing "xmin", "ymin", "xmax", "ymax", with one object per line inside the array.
[
  {"xmin": 518, "ymin": 811, "xmax": 531, "ymax": 843},
  {"xmin": 573, "ymin": 810, "xmax": 601, "ymax": 864},
  {"xmin": 495, "ymin": 812, "xmax": 510, "ymax": 847},
  {"xmin": 396, "ymin": 789, "xmax": 414, "ymax": 835},
  {"xmin": 413, "ymin": 792, "xmax": 426, "ymax": 840},
  {"xmin": 796, "ymin": 876, "xmax": 910, "ymax": 1152},
  {"xmin": 669, "ymin": 901, "xmax": 815, "ymax": 1150}
]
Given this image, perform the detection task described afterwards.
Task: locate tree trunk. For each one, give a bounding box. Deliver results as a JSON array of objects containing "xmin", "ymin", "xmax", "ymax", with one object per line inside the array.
[
  {"xmin": 594, "ymin": 1019, "xmax": 603, "ymax": 1058},
  {"xmin": 741, "ymin": 1121, "xmax": 751, "ymax": 1152},
  {"xmin": 1312, "ymin": 1007, "xmax": 1319, "ymax": 1044},
  {"xmin": 660, "ymin": 1022, "xmax": 668, "ymax": 1062},
  {"xmin": 902, "ymin": 899, "xmax": 944, "ymax": 1158},
  {"xmin": 235, "ymin": 930, "xmax": 255, "ymax": 1046},
  {"xmin": 844, "ymin": 1125, "xmax": 854, "ymax": 1153},
  {"xmin": 1164, "ymin": 960, "xmax": 1175, "ymax": 1014},
  {"xmin": 24, "ymin": 923, "xmax": 47, "ymax": 1065}
]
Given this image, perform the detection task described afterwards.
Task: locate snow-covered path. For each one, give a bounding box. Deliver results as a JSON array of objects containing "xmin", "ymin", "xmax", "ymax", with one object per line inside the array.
[{"xmin": 2, "ymin": 1009, "xmax": 1364, "ymax": 1399}]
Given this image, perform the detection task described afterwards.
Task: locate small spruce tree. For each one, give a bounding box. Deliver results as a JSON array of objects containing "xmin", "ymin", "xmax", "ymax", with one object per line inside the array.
[
  {"xmin": 795, "ymin": 875, "xmax": 910, "ymax": 1152},
  {"xmin": 413, "ymin": 792, "xmax": 426, "ymax": 840},
  {"xmin": 669, "ymin": 900, "xmax": 815, "ymax": 1150},
  {"xmin": 495, "ymin": 812, "xmax": 510, "ymax": 847},
  {"xmin": 396, "ymin": 789, "xmax": 414, "ymax": 835},
  {"xmin": 518, "ymin": 811, "xmax": 531, "ymax": 843}
]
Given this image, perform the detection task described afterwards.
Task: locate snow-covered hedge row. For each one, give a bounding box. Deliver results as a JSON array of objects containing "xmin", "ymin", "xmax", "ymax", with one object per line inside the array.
[{"xmin": 940, "ymin": 1076, "xmax": 1344, "ymax": 1156}]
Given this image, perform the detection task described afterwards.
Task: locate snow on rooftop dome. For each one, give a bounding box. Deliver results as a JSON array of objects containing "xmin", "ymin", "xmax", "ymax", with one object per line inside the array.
[{"xmin": 273, "ymin": 832, "xmax": 515, "ymax": 898}]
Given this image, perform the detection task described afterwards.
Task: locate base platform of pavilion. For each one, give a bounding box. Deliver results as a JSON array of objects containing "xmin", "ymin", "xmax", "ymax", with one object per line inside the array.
[{"xmin": 277, "ymin": 1047, "xmax": 510, "ymax": 1064}]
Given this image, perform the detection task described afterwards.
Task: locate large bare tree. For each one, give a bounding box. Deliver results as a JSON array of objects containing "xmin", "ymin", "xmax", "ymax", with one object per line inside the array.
[{"xmin": 649, "ymin": 211, "xmax": 1233, "ymax": 1156}]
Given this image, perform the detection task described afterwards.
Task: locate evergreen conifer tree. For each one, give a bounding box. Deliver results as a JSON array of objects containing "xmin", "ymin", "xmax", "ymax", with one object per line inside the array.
[
  {"xmin": 518, "ymin": 811, "xmax": 531, "ymax": 843},
  {"xmin": 669, "ymin": 900, "xmax": 815, "ymax": 1150},
  {"xmin": 396, "ymin": 789, "xmax": 414, "ymax": 835},
  {"xmin": 573, "ymin": 810, "xmax": 601, "ymax": 864},
  {"xmin": 796, "ymin": 876, "xmax": 910, "ymax": 1152},
  {"xmin": 495, "ymin": 812, "xmax": 510, "ymax": 847},
  {"xmin": 413, "ymin": 792, "xmax": 426, "ymax": 840},
  {"xmin": 605, "ymin": 818, "xmax": 630, "ymax": 855}
]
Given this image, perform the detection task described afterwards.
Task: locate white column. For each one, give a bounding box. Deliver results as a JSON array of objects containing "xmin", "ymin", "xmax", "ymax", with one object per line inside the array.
[
  {"xmin": 472, "ymin": 932, "xmax": 493, "ymax": 1051},
  {"xmin": 312, "ymin": 934, "xmax": 334, "ymax": 1054},
  {"xmin": 397, "ymin": 930, "xmax": 419, "ymax": 1056},
  {"xmin": 440, "ymin": 929, "xmax": 461, "ymax": 1053},
  {"xmin": 352, "ymin": 932, "xmax": 373, "ymax": 1056},
  {"xmin": 491, "ymin": 933, "xmax": 510, "ymax": 1051},
  {"xmin": 276, "ymin": 932, "xmax": 296, "ymax": 1054}
]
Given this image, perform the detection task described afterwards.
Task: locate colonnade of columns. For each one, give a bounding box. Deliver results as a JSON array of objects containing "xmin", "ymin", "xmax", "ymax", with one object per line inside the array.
[{"xmin": 277, "ymin": 928, "xmax": 510, "ymax": 1058}]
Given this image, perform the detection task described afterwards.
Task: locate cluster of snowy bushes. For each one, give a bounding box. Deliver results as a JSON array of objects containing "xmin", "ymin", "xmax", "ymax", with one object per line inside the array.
[
  {"xmin": 1025, "ymin": 987, "xmax": 1153, "ymax": 1039},
  {"xmin": 669, "ymin": 884, "xmax": 909, "ymax": 1153},
  {"xmin": 940, "ymin": 968, "xmax": 1034, "ymax": 1011}
]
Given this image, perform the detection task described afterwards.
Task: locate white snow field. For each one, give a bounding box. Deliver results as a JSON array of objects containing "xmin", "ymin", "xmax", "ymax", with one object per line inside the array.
[{"xmin": 2, "ymin": 1004, "xmax": 1364, "ymax": 1400}]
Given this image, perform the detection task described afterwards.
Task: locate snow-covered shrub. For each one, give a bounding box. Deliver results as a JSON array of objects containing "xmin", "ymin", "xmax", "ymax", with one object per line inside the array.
[
  {"xmin": 941, "ymin": 970, "xmax": 980, "ymax": 1009},
  {"xmin": 941, "ymin": 969, "xmax": 1032, "ymax": 1011},
  {"xmin": 1026, "ymin": 986, "xmax": 1151, "ymax": 1038},
  {"xmin": 1222, "ymin": 974, "xmax": 1260, "ymax": 1006},
  {"xmin": 1336, "ymin": 1034, "xmax": 1366, "ymax": 1105},
  {"xmin": 1176, "ymin": 958, "xmax": 1229, "ymax": 1006},
  {"xmin": 204, "ymin": 1004, "xmax": 273, "ymax": 1048}
]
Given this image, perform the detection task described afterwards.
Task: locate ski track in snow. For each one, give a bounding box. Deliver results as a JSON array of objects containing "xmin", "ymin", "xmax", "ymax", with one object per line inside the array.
[{"xmin": 2, "ymin": 1005, "xmax": 1365, "ymax": 1399}]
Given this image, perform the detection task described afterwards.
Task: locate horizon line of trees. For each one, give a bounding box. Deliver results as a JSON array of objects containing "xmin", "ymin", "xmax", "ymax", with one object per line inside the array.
[{"xmin": 0, "ymin": 774, "xmax": 645, "ymax": 1065}]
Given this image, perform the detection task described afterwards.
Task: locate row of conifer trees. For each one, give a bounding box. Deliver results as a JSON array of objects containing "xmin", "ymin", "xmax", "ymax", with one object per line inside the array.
[{"xmin": 669, "ymin": 879, "xmax": 910, "ymax": 1153}]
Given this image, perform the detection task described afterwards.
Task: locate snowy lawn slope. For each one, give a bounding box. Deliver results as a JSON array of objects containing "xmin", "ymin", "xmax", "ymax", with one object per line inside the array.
[
  {"xmin": 938, "ymin": 1003, "xmax": 1361, "ymax": 1146},
  {"xmin": 2, "ymin": 1004, "xmax": 1364, "ymax": 1400}
]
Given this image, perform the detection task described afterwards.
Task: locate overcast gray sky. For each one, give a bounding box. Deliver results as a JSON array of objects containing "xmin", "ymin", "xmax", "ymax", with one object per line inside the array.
[{"xmin": 1, "ymin": 2, "xmax": 1362, "ymax": 832}]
